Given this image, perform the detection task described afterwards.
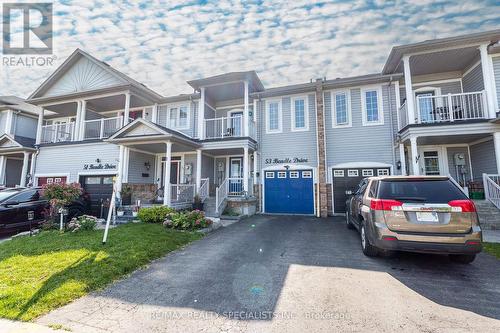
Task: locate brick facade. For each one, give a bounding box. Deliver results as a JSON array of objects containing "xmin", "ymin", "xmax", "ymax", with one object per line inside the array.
[{"xmin": 315, "ymin": 79, "xmax": 329, "ymax": 217}]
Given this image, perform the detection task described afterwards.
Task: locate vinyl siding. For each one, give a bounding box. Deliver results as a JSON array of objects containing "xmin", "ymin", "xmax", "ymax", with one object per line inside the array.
[
  {"xmin": 257, "ymin": 93, "xmax": 318, "ymax": 171},
  {"xmin": 470, "ymin": 139, "xmax": 498, "ymax": 179},
  {"xmin": 446, "ymin": 147, "xmax": 471, "ymax": 183},
  {"xmin": 127, "ymin": 151, "xmax": 155, "ymax": 184},
  {"xmin": 493, "ymin": 57, "xmax": 500, "ymax": 109},
  {"xmin": 325, "ymin": 84, "xmax": 397, "ymax": 170},
  {"xmin": 399, "ymin": 81, "xmax": 462, "ymax": 104},
  {"xmin": 5, "ymin": 158, "xmax": 22, "ymax": 187},
  {"xmin": 13, "ymin": 114, "xmax": 37, "ymax": 139},
  {"xmin": 157, "ymin": 100, "xmax": 198, "ymax": 138},
  {"xmin": 462, "ymin": 64, "xmax": 484, "ymax": 92},
  {"xmin": 0, "ymin": 111, "xmax": 6, "ymax": 136},
  {"xmin": 35, "ymin": 142, "xmax": 120, "ymax": 183}
]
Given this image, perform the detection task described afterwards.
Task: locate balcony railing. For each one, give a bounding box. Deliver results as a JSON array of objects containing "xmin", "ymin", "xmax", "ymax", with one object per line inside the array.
[
  {"xmin": 398, "ymin": 101, "xmax": 408, "ymax": 129},
  {"xmin": 204, "ymin": 116, "xmax": 256, "ymax": 140},
  {"xmin": 170, "ymin": 184, "xmax": 196, "ymax": 208},
  {"xmin": 41, "ymin": 122, "xmax": 75, "ymax": 144},
  {"xmin": 83, "ymin": 116, "xmax": 125, "ymax": 140},
  {"xmin": 415, "ymin": 91, "xmax": 487, "ymax": 124}
]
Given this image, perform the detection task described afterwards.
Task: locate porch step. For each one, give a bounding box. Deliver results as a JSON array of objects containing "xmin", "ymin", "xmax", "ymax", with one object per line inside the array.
[
  {"xmin": 474, "ymin": 200, "xmax": 500, "ymax": 230},
  {"xmin": 203, "ymin": 196, "xmax": 226, "ymax": 218}
]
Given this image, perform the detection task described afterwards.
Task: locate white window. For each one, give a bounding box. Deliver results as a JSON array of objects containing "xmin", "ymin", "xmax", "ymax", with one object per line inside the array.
[
  {"xmin": 361, "ymin": 86, "xmax": 384, "ymax": 126},
  {"xmin": 46, "ymin": 178, "xmax": 54, "ymax": 184},
  {"xmin": 265, "ymin": 172, "xmax": 275, "ymax": 178},
  {"xmin": 333, "ymin": 170, "xmax": 344, "ymax": 177},
  {"xmin": 302, "ymin": 171, "xmax": 312, "ymax": 178},
  {"xmin": 266, "ymin": 100, "xmax": 282, "ymax": 133},
  {"xmin": 362, "ymin": 169, "xmax": 373, "ymax": 177},
  {"xmin": 168, "ymin": 104, "xmax": 190, "ymax": 130},
  {"xmin": 348, "ymin": 170, "xmax": 359, "ymax": 177},
  {"xmin": 289, "ymin": 171, "xmax": 299, "ymax": 178},
  {"xmin": 54, "ymin": 177, "xmax": 62, "ymax": 183},
  {"xmin": 377, "ymin": 169, "xmax": 389, "ymax": 176},
  {"xmin": 292, "ymin": 96, "xmax": 309, "ymax": 131},
  {"xmin": 332, "ymin": 91, "xmax": 350, "ymax": 127},
  {"xmin": 278, "ymin": 171, "xmax": 287, "ymax": 178}
]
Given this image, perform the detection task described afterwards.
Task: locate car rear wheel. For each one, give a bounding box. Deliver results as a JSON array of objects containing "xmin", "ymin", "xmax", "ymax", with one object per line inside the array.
[
  {"xmin": 345, "ymin": 211, "xmax": 354, "ymax": 229},
  {"xmin": 449, "ymin": 254, "xmax": 476, "ymax": 264},
  {"xmin": 361, "ymin": 224, "xmax": 378, "ymax": 257}
]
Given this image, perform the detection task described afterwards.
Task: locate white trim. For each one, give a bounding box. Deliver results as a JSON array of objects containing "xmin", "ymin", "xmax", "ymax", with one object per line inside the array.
[
  {"xmin": 331, "ymin": 162, "xmax": 393, "ymax": 169},
  {"xmin": 347, "ymin": 169, "xmax": 359, "ymax": 177},
  {"xmin": 265, "ymin": 99, "xmax": 282, "ymax": 134},
  {"xmin": 399, "ymin": 78, "xmax": 462, "ymax": 89},
  {"xmin": 291, "ymin": 95, "xmax": 309, "ymax": 132},
  {"xmin": 463, "ymin": 60, "xmax": 481, "ymax": 77},
  {"xmin": 166, "ymin": 102, "xmax": 191, "ymax": 130},
  {"xmin": 34, "ymin": 173, "xmax": 70, "ymax": 186},
  {"xmin": 330, "ymin": 90, "xmax": 352, "ymax": 128},
  {"xmin": 361, "ymin": 85, "xmax": 384, "ymax": 126}
]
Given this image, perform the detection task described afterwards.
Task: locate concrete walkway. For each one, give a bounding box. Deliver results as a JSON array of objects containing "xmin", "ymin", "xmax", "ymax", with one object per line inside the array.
[
  {"xmin": 35, "ymin": 215, "xmax": 500, "ymax": 333},
  {"xmin": 484, "ymin": 230, "xmax": 500, "ymax": 243},
  {"xmin": 1, "ymin": 318, "xmax": 62, "ymax": 333}
]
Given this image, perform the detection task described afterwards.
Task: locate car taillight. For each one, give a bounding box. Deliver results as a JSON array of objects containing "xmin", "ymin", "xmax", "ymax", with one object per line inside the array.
[
  {"xmin": 370, "ymin": 199, "xmax": 403, "ymax": 211},
  {"xmin": 448, "ymin": 200, "xmax": 476, "ymax": 213}
]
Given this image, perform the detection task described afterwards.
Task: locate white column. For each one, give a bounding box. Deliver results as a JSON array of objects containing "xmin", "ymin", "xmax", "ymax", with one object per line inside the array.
[
  {"xmin": 243, "ymin": 146, "xmax": 249, "ymax": 194},
  {"xmin": 74, "ymin": 101, "xmax": 82, "ymax": 140},
  {"xmin": 403, "ymin": 55, "xmax": 416, "ymax": 124},
  {"xmin": 20, "ymin": 152, "xmax": 30, "ymax": 187},
  {"xmin": 0, "ymin": 156, "xmax": 6, "ymax": 185},
  {"xmin": 253, "ymin": 151, "xmax": 258, "ymax": 185},
  {"xmin": 78, "ymin": 100, "xmax": 87, "ymax": 140},
  {"xmin": 116, "ymin": 145, "xmax": 124, "ymax": 200},
  {"xmin": 123, "ymin": 93, "xmax": 131, "ymax": 126},
  {"xmin": 244, "ymin": 80, "xmax": 249, "ymax": 137},
  {"xmin": 122, "ymin": 147, "xmax": 130, "ymax": 183},
  {"xmin": 35, "ymin": 109, "xmax": 44, "ymax": 144},
  {"xmin": 196, "ymin": 149, "xmax": 202, "ymax": 193},
  {"xmin": 163, "ymin": 141, "xmax": 172, "ymax": 206},
  {"xmin": 4, "ymin": 110, "xmax": 14, "ymax": 134},
  {"xmin": 197, "ymin": 87, "xmax": 205, "ymax": 139},
  {"xmin": 410, "ymin": 136, "xmax": 420, "ymax": 176},
  {"xmin": 479, "ymin": 44, "xmax": 497, "ymax": 119},
  {"xmin": 399, "ymin": 143, "xmax": 407, "ymax": 176},
  {"xmin": 152, "ymin": 103, "xmax": 158, "ymax": 123},
  {"xmin": 493, "ymin": 132, "xmax": 500, "ymax": 174},
  {"xmin": 29, "ymin": 152, "xmax": 36, "ymax": 186}
]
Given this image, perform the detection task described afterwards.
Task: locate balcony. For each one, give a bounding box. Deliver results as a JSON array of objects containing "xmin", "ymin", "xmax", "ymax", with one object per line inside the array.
[
  {"xmin": 204, "ymin": 115, "xmax": 256, "ymax": 140},
  {"xmin": 398, "ymin": 91, "xmax": 488, "ymax": 129},
  {"xmin": 40, "ymin": 116, "xmax": 128, "ymax": 144}
]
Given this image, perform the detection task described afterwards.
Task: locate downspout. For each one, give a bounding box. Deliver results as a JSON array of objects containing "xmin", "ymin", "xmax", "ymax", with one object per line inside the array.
[
  {"xmin": 387, "ymin": 78, "xmax": 397, "ymax": 173},
  {"xmin": 30, "ymin": 148, "xmax": 40, "ymax": 187}
]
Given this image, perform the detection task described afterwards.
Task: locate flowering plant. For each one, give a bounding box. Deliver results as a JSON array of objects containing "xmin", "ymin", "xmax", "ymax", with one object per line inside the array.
[{"xmin": 163, "ymin": 209, "xmax": 213, "ymax": 230}]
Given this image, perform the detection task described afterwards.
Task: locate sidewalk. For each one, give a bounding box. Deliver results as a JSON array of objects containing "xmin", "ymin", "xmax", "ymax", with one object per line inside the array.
[
  {"xmin": 483, "ymin": 230, "xmax": 500, "ymax": 243},
  {"xmin": 1, "ymin": 318, "xmax": 61, "ymax": 333}
]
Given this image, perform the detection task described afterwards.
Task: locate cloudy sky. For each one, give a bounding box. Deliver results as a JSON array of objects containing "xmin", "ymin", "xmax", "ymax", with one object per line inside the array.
[{"xmin": 1, "ymin": 0, "xmax": 500, "ymax": 98}]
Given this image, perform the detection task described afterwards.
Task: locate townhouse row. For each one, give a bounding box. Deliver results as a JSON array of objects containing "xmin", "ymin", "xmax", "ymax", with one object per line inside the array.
[{"xmin": 1, "ymin": 29, "xmax": 500, "ymax": 217}]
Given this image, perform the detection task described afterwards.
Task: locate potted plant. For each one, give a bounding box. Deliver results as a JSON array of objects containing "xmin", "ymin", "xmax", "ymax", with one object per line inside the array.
[
  {"xmin": 132, "ymin": 205, "xmax": 139, "ymax": 217},
  {"xmin": 121, "ymin": 186, "xmax": 132, "ymax": 205},
  {"xmin": 192, "ymin": 194, "xmax": 204, "ymax": 210}
]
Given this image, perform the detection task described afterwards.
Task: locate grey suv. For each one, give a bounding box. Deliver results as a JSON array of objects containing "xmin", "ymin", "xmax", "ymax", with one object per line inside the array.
[{"xmin": 346, "ymin": 176, "xmax": 482, "ymax": 263}]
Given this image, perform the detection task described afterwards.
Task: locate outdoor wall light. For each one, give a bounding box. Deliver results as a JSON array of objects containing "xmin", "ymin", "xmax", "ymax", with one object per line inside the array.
[
  {"xmin": 396, "ymin": 161, "xmax": 402, "ymax": 170},
  {"xmin": 96, "ymin": 158, "xmax": 101, "ymax": 163},
  {"xmin": 144, "ymin": 162, "xmax": 151, "ymax": 170}
]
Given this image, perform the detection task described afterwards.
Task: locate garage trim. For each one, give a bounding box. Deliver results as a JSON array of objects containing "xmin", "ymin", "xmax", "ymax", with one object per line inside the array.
[
  {"xmin": 261, "ymin": 164, "xmax": 317, "ymax": 215},
  {"xmin": 328, "ymin": 162, "xmax": 393, "ymax": 216},
  {"xmin": 35, "ymin": 173, "xmax": 70, "ymax": 186}
]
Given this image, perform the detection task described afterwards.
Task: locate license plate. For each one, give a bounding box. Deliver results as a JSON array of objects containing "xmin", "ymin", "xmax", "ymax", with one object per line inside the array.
[{"xmin": 416, "ymin": 211, "xmax": 439, "ymax": 222}]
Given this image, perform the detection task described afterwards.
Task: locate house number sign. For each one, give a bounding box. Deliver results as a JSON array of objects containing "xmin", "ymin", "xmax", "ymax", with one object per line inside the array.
[
  {"xmin": 265, "ymin": 157, "xmax": 309, "ymax": 164},
  {"xmin": 83, "ymin": 163, "xmax": 117, "ymax": 170}
]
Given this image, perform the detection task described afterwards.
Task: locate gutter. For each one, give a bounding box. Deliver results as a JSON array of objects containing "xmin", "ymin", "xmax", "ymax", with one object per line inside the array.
[{"xmin": 387, "ymin": 78, "xmax": 397, "ymax": 172}]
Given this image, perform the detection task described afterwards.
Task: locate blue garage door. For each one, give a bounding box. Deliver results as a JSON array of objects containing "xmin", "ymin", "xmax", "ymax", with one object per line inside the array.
[{"xmin": 264, "ymin": 169, "xmax": 314, "ymax": 214}]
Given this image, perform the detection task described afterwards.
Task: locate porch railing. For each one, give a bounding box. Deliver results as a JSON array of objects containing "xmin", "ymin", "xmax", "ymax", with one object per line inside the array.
[
  {"xmin": 199, "ymin": 178, "xmax": 209, "ymax": 202},
  {"xmin": 215, "ymin": 178, "xmax": 229, "ymax": 214},
  {"xmin": 398, "ymin": 101, "xmax": 408, "ymax": 130},
  {"xmin": 415, "ymin": 91, "xmax": 487, "ymax": 124},
  {"xmin": 483, "ymin": 174, "xmax": 500, "ymax": 210},
  {"xmin": 41, "ymin": 122, "xmax": 75, "ymax": 143},
  {"xmin": 84, "ymin": 116, "xmax": 124, "ymax": 140},
  {"xmin": 170, "ymin": 184, "xmax": 196, "ymax": 207},
  {"xmin": 205, "ymin": 115, "xmax": 242, "ymax": 139}
]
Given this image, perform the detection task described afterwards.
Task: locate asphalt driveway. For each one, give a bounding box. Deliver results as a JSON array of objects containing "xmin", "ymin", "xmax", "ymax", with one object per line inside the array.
[{"xmin": 38, "ymin": 215, "xmax": 500, "ymax": 332}]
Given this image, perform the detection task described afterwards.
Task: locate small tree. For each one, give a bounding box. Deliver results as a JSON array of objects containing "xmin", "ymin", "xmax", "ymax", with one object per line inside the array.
[{"xmin": 41, "ymin": 183, "xmax": 82, "ymax": 226}]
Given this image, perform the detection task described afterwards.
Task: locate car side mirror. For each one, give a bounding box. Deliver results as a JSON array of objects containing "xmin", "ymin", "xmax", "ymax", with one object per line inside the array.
[{"xmin": 4, "ymin": 200, "xmax": 19, "ymax": 207}]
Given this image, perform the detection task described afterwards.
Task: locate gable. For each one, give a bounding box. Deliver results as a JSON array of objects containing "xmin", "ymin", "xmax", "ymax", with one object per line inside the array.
[
  {"xmin": 0, "ymin": 136, "xmax": 20, "ymax": 148},
  {"xmin": 41, "ymin": 55, "xmax": 126, "ymax": 98},
  {"xmin": 120, "ymin": 122, "xmax": 163, "ymax": 137}
]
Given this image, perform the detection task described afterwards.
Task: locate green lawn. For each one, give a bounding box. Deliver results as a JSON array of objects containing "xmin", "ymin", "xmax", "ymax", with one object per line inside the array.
[
  {"xmin": 483, "ymin": 242, "xmax": 500, "ymax": 259},
  {"xmin": 0, "ymin": 223, "xmax": 202, "ymax": 321}
]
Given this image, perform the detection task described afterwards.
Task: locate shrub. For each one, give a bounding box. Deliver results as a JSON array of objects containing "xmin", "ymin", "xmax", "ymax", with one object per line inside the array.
[
  {"xmin": 163, "ymin": 209, "xmax": 213, "ymax": 230},
  {"xmin": 41, "ymin": 183, "xmax": 83, "ymax": 225},
  {"xmin": 67, "ymin": 215, "xmax": 97, "ymax": 232},
  {"xmin": 137, "ymin": 206, "xmax": 175, "ymax": 224}
]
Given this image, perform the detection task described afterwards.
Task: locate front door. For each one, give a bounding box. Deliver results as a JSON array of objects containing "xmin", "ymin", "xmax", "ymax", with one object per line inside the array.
[
  {"xmin": 416, "ymin": 91, "xmax": 435, "ymax": 122},
  {"xmin": 422, "ymin": 150, "xmax": 441, "ymax": 175},
  {"xmin": 229, "ymin": 157, "xmax": 242, "ymax": 195},
  {"xmin": 160, "ymin": 157, "xmax": 181, "ymax": 199}
]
